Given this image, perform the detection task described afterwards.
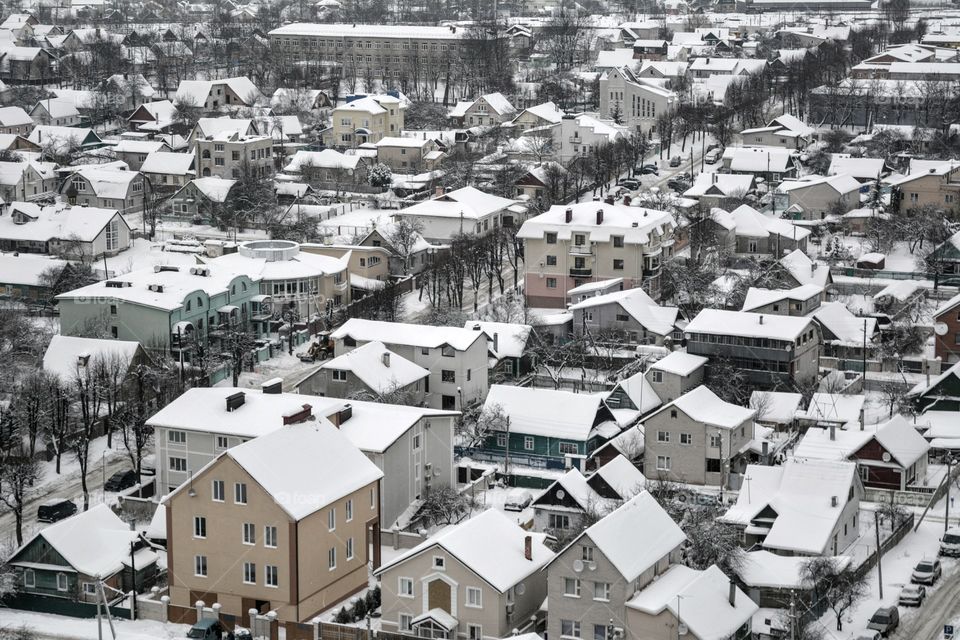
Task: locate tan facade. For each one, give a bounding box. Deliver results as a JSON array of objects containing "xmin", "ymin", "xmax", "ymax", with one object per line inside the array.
[
  {"xmin": 329, "ymin": 101, "xmax": 404, "ymax": 147},
  {"xmin": 167, "ymin": 455, "xmax": 380, "ymax": 623},
  {"xmin": 302, "ymin": 244, "xmax": 392, "ymax": 283},
  {"xmin": 894, "ymin": 168, "xmax": 960, "ymax": 212},
  {"xmin": 195, "ymin": 136, "xmax": 274, "ymax": 180}
]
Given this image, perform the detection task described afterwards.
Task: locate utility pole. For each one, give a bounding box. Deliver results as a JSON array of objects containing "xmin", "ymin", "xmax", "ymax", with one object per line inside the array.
[
  {"xmin": 129, "ymin": 535, "xmax": 138, "ymax": 620},
  {"xmin": 862, "ymin": 317, "xmax": 867, "ymax": 377},
  {"xmin": 946, "ymin": 456, "xmax": 953, "ymax": 536},
  {"xmin": 789, "ymin": 590, "xmax": 797, "ymax": 640},
  {"xmin": 874, "ymin": 510, "xmax": 884, "ymax": 599},
  {"xmin": 504, "ymin": 416, "xmax": 511, "ymax": 479}
]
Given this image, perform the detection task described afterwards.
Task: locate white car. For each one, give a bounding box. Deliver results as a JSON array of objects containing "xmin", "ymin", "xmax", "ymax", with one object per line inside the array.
[
  {"xmin": 899, "ymin": 584, "xmax": 926, "ymax": 607},
  {"xmin": 504, "ymin": 489, "xmax": 533, "ymax": 512}
]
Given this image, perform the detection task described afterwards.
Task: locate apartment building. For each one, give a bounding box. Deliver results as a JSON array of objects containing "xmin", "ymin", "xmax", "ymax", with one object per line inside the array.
[
  {"xmin": 518, "ymin": 201, "xmax": 677, "ymax": 308},
  {"xmin": 192, "ymin": 119, "xmax": 273, "ymax": 180},
  {"xmin": 599, "ymin": 66, "xmax": 677, "ymax": 135},
  {"xmin": 166, "ymin": 413, "xmax": 383, "ymax": 622},
  {"xmin": 684, "ymin": 309, "xmax": 821, "ymax": 388},
  {"xmin": 326, "ymin": 94, "xmax": 405, "ymax": 147},
  {"xmin": 887, "ymin": 160, "xmax": 960, "ymax": 213}
]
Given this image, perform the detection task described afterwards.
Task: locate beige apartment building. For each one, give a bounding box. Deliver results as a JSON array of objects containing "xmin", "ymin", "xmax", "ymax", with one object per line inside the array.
[
  {"xmin": 599, "ymin": 66, "xmax": 677, "ymax": 135},
  {"xmin": 327, "ymin": 94, "xmax": 406, "ymax": 147},
  {"xmin": 195, "ymin": 133, "xmax": 273, "ymax": 180},
  {"xmin": 888, "ymin": 161, "xmax": 960, "ymax": 212},
  {"xmin": 167, "ymin": 416, "xmax": 383, "ymax": 623},
  {"xmin": 518, "ymin": 201, "xmax": 677, "ymax": 308}
]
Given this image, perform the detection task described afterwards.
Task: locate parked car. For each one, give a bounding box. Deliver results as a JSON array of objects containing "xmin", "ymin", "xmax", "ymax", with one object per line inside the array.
[
  {"xmin": 504, "ymin": 489, "xmax": 533, "ymax": 512},
  {"xmin": 911, "ymin": 558, "xmax": 942, "ymax": 585},
  {"xmin": 941, "ymin": 526, "xmax": 960, "ymax": 556},
  {"xmin": 37, "ymin": 499, "xmax": 77, "ymax": 523},
  {"xmin": 667, "ymin": 179, "xmax": 691, "ymax": 192},
  {"xmin": 638, "ymin": 163, "xmax": 658, "ymax": 175},
  {"xmin": 866, "ymin": 606, "xmax": 900, "ymax": 636},
  {"xmin": 617, "ymin": 178, "xmax": 640, "ymax": 190},
  {"xmin": 705, "ymin": 148, "xmax": 723, "ymax": 164},
  {"xmin": 104, "ymin": 469, "xmax": 137, "ymax": 492},
  {"xmin": 187, "ymin": 619, "xmax": 224, "ymax": 640},
  {"xmin": 669, "ymin": 156, "xmax": 681, "ymax": 167},
  {"xmin": 899, "ymin": 584, "xmax": 926, "ymax": 607}
]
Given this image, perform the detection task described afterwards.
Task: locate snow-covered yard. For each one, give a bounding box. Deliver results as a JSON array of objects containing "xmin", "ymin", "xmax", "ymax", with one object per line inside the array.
[{"xmin": 0, "ymin": 608, "xmax": 189, "ymax": 640}]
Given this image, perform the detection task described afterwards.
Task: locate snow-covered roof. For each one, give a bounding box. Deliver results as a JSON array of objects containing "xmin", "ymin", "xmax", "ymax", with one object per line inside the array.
[
  {"xmin": 332, "ymin": 317, "xmax": 484, "ymax": 351},
  {"xmin": 627, "ymin": 565, "xmax": 757, "ymax": 640},
  {"xmin": 683, "ymin": 172, "xmax": 754, "ymax": 197},
  {"xmin": 742, "ymin": 284, "xmax": 823, "ymax": 311},
  {"xmin": 812, "ymin": 302, "xmax": 876, "ymax": 345},
  {"xmin": 750, "ymin": 391, "xmax": 803, "ymax": 425},
  {"xmin": 270, "ymin": 22, "xmax": 467, "ymax": 40},
  {"xmin": 69, "ymin": 167, "xmax": 140, "ymax": 199},
  {"xmin": 593, "ymin": 454, "xmax": 646, "ymax": 497},
  {"xmin": 796, "ymin": 393, "xmax": 865, "ymax": 426},
  {"xmin": 176, "ymin": 76, "xmax": 259, "ymax": 106},
  {"xmin": 875, "ymin": 280, "xmax": 922, "ymax": 303},
  {"xmin": 111, "ymin": 139, "xmax": 169, "ymax": 155},
  {"xmin": 779, "ymin": 249, "xmax": 831, "ymax": 287},
  {"xmin": 400, "ymin": 186, "xmax": 515, "ymax": 221},
  {"xmin": 569, "ymin": 287, "xmax": 678, "ymax": 337},
  {"xmin": 648, "ymin": 351, "xmax": 707, "ymax": 376},
  {"xmin": 284, "ymin": 149, "xmax": 362, "ymax": 172},
  {"xmin": 686, "ymin": 308, "xmax": 815, "ymax": 342},
  {"xmin": 140, "ymin": 151, "xmax": 194, "ymax": 175},
  {"xmin": 320, "ymin": 340, "xmax": 428, "ymax": 394},
  {"xmin": 568, "ymin": 278, "xmax": 623, "ymax": 296},
  {"xmin": 0, "ymin": 201, "xmax": 124, "ymax": 244},
  {"xmin": 828, "ymin": 154, "xmax": 885, "ymax": 180},
  {"xmin": 722, "ymin": 146, "xmax": 794, "ymax": 173},
  {"xmin": 711, "ymin": 205, "xmax": 810, "ymax": 241},
  {"xmin": 189, "ymin": 177, "xmax": 236, "ymax": 202},
  {"xmin": 43, "ymin": 335, "xmax": 140, "ymax": 382},
  {"xmin": 517, "ymin": 201, "xmax": 675, "ymax": 244},
  {"xmin": 611, "ymin": 369, "xmax": 663, "ymax": 415},
  {"xmin": 376, "ymin": 508, "xmax": 554, "ymax": 592},
  {"xmin": 464, "ymin": 320, "xmax": 532, "ymax": 360},
  {"xmin": 510, "ymin": 101, "xmax": 564, "ymax": 125},
  {"xmin": 653, "ymin": 385, "xmax": 755, "ymax": 429},
  {"xmin": 194, "ymin": 117, "xmax": 256, "ymax": 140},
  {"xmin": 776, "ymin": 173, "xmax": 860, "ymax": 196},
  {"xmin": 483, "ymin": 384, "xmax": 606, "ymax": 441},
  {"xmin": 0, "ymin": 106, "xmax": 32, "ymax": 127},
  {"xmin": 579, "ymin": 492, "xmax": 685, "ymax": 581},
  {"xmin": 794, "ymin": 415, "xmax": 928, "ymax": 468},
  {"xmin": 736, "ymin": 550, "xmax": 850, "ymax": 589},
  {"xmin": 0, "ymin": 252, "xmax": 68, "ymax": 287}
]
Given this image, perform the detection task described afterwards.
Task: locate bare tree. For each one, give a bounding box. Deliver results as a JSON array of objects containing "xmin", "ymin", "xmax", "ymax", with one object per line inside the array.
[
  {"xmin": 457, "ymin": 402, "xmax": 509, "ymax": 451},
  {"xmin": 801, "ymin": 557, "xmax": 869, "ymax": 631},
  {"xmin": 421, "ymin": 485, "xmax": 468, "ymax": 526},
  {"xmin": 71, "ymin": 362, "xmax": 104, "ymax": 510},
  {"xmin": 384, "ymin": 218, "xmax": 426, "ymax": 274},
  {"xmin": 0, "ymin": 451, "xmax": 40, "ymax": 546}
]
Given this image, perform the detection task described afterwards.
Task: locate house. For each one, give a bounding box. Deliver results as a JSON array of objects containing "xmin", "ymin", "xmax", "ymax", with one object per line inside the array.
[
  {"xmin": 625, "ymin": 565, "xmax": 757, "ymax": 640},
  {"xmin": 709, "ymin": 204, "xmax": 810, "ymax": 257},
  {"xmin": 642, "ymin": 385, "xmax": 755, "ymax": 488},
  {"xmin": 927, "ymin": 232, "xmax": 960, "ymax": 288},
  {"xmin": 296, "ymin": 340, "xmax": 428, "ymax": 404},
  {"xmin": 750, "ymin": 391, "xmax": 803, "ymax": 430},
  {"xmin": 719, "ymin": 457, "xmax": 863, "ymax": 556},
  {"xmin": 544, "ymin": 492, "xmax": 686, "ymax": 640},
  {"xmin": 301, "ymin": 242, "xmax": 394, "ymax": 290},
  {"xmin": 174, "ymin": 76, "xmax": 260, "ymax": 111},
  {"xmin": 166, "ymin": 177, "xmax": 237, "ymax": 223},
  {"xmin": 282, "ymin": 149, "xmax": 370, "ymax": 191},
  {"xmin": 0, "ymin": 47, "xmax": 56, "ymax": 83},
  {"xmin": 552, "ymin": 113, "xmax": 629, "ymax": 164},
  {"xmin": 507, "ymin": 102, "xmax": 564, "ymax": 132},
  {"xmin": 828, "ymin": 154, "xmax": 886, "ymax": 183},
  {"xmin": 27, "ymin": 125, "xmax": 104, "ymax": 158},
  {"xmin": 140, "ymin": 151, "xmax": 195, "ymax": 193},
  {"xmin": 721, "ymin": 146, "xmax": 799, "ymax": 185},
  {"xmin": 739, "ymin": 113, "xmax": 814, "ymax": 149},
  {"xmin": 192, "ymin": 119, "xmax": 273, "ymax": 180},
  {"xmin": 103, "ymin": 73, "xmax": 156, "ymax": 111},
  {"xmin": 683, "ymin": 173, "xmax": 756, "ymax": 208},
  {"xmin": 376, "ymin": 509, "xmax": 554, "ymax": 640},
  {"xmin": 330, "ymin": 318, "xmax": 489, "ymax": 411},
  {"xmin": 0, "ymin": 106, "xmax": 33, "ymax": 135},
  {"xmin": 777, "ymin": 249, "xmax": 833, "ymax": 289},
  {"xmin": 127, "ymin": 100, "xmax": 177, "ymax": 133},
  {"xmin": 886, "ymin": 160, "xmax": 960, "ymax": 213},
  {"xmin": 397, "ymin": 186, "xmax": 516, "ymax": 242},
  {"xmin": 598, "ymin": 66, "xmax": 677, "ymax": 134},
  {"xmin": 933, "ymin": 292, "xmax": 960, "ymax": 364},
  {"xmin": 463, "ymin": 320, "xmax": 534, "ymax": 381},
  {"xmin": 644, "ymin": 351, "xmax": 707, "ymax": 404},
  {"xmin": 358, "ymin": 224, "xmax": 434, "ymax": 276},
  {"xmin": 270, "ymin": 88, "xmax": 330, "ymax": 112},
  {"xmin": 793, "ymin": 416, "xmax": 930, "ymax": 491},
  {"xmin": 741, "ymin": 284, "xmax": 824, "ymax": 316},
  {"xmin": 60, "ymin": 167, "xmax": 149, "ymax": 214},
  {"xmin": 0, "ymin": 133, "xmax": 41, "ymax": 154},
  {"xmin": 166, "ymin": 415, "xmax": 383, "ymax": 622},
  {"xmin": 532, "ymin": 455, "xmax": 645, "ymax": 533},
  {"xmin": 569, "ymin": 287, "xmax": 680, "ymax": 345},
  {"xmin": 810, "ymin": 302, "xmax": 878, "ymax": 365},
  {"xmin": 30, "ymin": 98, "xmax": 82, "ymax": 127},
  {"xmin": 796, "ymin": 393, "xmax": 866, "ymax": 430},
  {"xmin": 148, "ymin": 387, "xmax": 456, "ymax": 529},
  {"xmin": 477, "ymin": 384, "xmax": 618, "ymax": 469},
  {"xmin": 327, "ymin": 94, "xmax": 405, "ymax": 147},
  {"xmin": 604, "ymin": 367, "xmax": 665, "ymax": 430},
  {"xmin": 8, "ymin": 504, "xmax": 157, "ymax": 606},
  {"xmin": 111, "ymin": 139, "xmax": 171, "ymax": 171},
  {"xmin": 774, "ymin": 174, "xmax": 862, "ymax": 221},
  {"xmin": 0, "ymin": 253, "xmax": 70, "ymax": 301},
  {"xmin": 374, "ymin": 137, "xmax": 443, "ymax": 174},
  {"xmin": 518, "ymin": 201, "xmax": 676, "ymax": 308},
  {"xmin": 735, "ymin": 550, "xmax": 850, "ymax": 620},
  {"xmin": 909, "ymin": 360, "xmax": 960, "ymax": 412},
  {"xmin": 0, "ymin": 201, "xmax": 130, "ymax": 259},
  {"xmin": 684, "ymin": 309, "xmax": 821, "ymax": 387},
  {"xmin": 0, "ymin": 160, "xmax": 57, "ymax": 201},
  {"xmin": 449, "ymin": 92, "xmax": 517, "ymax": 127},
  {"xmin": 42, "ymin": 335, "xmax": 146, "ymax": 385}
]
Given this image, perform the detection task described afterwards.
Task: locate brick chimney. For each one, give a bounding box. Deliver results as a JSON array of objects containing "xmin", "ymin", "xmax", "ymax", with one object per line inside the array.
[
  {"xmin": 435, "ymin": 185, "xmax": 444, "ymax": 197},
  {"xmin": 524, "ymin": 535, "xmax": 532, "ymax": 561},
  {"xmin": 565, "ymin": 207, "xmax": 573, "ymax": 223},
  {"xmin": 382, "ymin": 352, "xmax": 391, "ymax": 367},
  {"xmin": 282, "ymin": 404, "xmax": 312, "ymax": 425},
  {"xmin": 596, "ymin": 208, "xmax": 603, "ymax": 225}
]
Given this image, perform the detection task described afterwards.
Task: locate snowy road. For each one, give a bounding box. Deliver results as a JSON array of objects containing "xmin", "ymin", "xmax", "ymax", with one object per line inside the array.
[{"xmin": 892, "ymin": 567, "xmax": 960, "ymax": 640}]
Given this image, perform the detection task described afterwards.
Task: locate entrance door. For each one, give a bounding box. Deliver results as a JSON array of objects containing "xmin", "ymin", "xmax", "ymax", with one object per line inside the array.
[{"xmin": 427, "ymin": 579, "xmax": 451, "ymax": 614}]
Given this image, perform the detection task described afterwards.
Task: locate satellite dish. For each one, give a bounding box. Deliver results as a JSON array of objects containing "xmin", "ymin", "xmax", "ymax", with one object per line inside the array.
[
  {"xmin": 572, "ymin": 559, "xmax": 584, "ymax": 572},
  {"xmin": 935, "ymin": 322, "xmax": 949, "ymax": 337},
  {"xmin": 516, "ymin": 583, "xmax": 526, "ymax": 595},
  {"xmin": 556, "ymin": 489, "xmax": 566, "ymax": 500},
  {"xmin": 882, "ymin": 452, "xmax": 892, "ymax": 463},
  {"xmin": 678, "ymin": 623, "xmax": 688, "ymax": 636}
]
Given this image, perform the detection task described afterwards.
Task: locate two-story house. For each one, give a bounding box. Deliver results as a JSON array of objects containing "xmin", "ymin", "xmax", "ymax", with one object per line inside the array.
[
  {"xmin": 569, "ymin": 286, "xmax": 680, "ymax": 345},
  {"xmin": 0, "ymin": 106, "xmax": 33, "ymax": 135},
  {"xmin": 0, "ymin": 201, "xmax": 130, "ymax": 259},
  {"xmin": 327, "ymin": 94, "xmax": 405, "ymax": 148},
  {"xmin": 642, "ymin": 385, "xmax": 756, "ymax": 488},
  {"xmin": 374, "ymin": 137, "xmax": 444, "ymax": 174},
  {"xmin": 140, "ymin": 151, "xmax": 196, "ymax": 194},
  {"xmin": 166, "ymin": 177, "xmax": 237, "ymax": 223},
  {"xmin": 30, "ymin": 98, "xmax": 82, "ymax": 127},
  {"xmin": 738, "ymin": 113, "xmax": 814, "ymax": 149},
  {"xmin": 282, "ymin": 149, "xmax": 370, "ymax": 191},
  {"xmin": 376, "ymin": 509, "xmax": 554, "ymax": 640},
  {"xmin": 545, "ymin": 492, "xmax": 686, "ymax": 640},
  {"xmin": 886, "ymin": 160, "xmax": 960, "ymax": 212},
  {"xmin": 166, "ymin": 415, "xmax": 383, "ymax": 622},
  {"xmin": 449, "ymin": 92, "xmax": 517, "ymax": 127},
  {"xmin": 519, "ymin": 202, "xmax": 676, "ymax": 308},
  {"xmin": 684, "ymin": 309, "xmax": 821, "ymax": 387},
  {"xmin": 60, "ymin": 167, "xmax": 149, "ymax": 214},
  {"xmin": 774, "ymin": 173, "xmax": 862, "ymax": 221},
  {"xmin": 296, "ymin": 340, "xmax": 428, "ymax": 404},
  {"xmin": 397, "ymin": 186, "xmax": 516, "ymax": 243},
  {"xmin": 174, "ymin": 76, "xmax": 260, "ymax": 112},
  {"xmin": 741, "ymin": 284, "xmax": 824, "ymax": 316},
  {"xmin": 644, "ymin": 351, "xmax": 707, "ymax": 404},
  {"xmin": 192, "ymin": 118, "xmax": 273, "ymax": 180},
  {"xmin": 330, "ymin": 318, "xmax": 489, "ymax": 411}
]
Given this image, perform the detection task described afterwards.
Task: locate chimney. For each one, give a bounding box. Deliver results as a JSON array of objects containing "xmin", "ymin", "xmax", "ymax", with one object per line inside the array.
[
  {"xmin": 761, "ymin": 440, "xmax": 769, "ymax": 462},
  {"xmin": 728, "ymin": 580, "xmax": 736, "ymax": 607},
  {"xmin": 472, "ymin": 323, "xmax": 482, "ymax": 331},
  {"xmin": 524, "ymin": 535, "xmax": 532, "ymax": 561},
  {"xmin": 596, "ymin": 208, "xmax": 604, "ymax": 225},
  {"xmin": 435, "ymin": 185, "xmax": 444, "ymax": 197},
  {"xmin": 565, "ymin": 207, "xmax": 573, "ymax": 223},
  {"xmin": 623, "ymin": 194, "xmax": 632, "ymax": 206},
  {"xmin": 225, "ymin": 391, "xmax": 246, "ymax": 412},
  {"xmin": 382, "ymin": 351, "xmax": 391, "ymax": 367},
  {"xmin": 811, "ymin": 262, "xmax": 816, "ymax": 276},
  {"xmin": 829, "ymin": 423, "xmax": 836, "ymax": 440},
  {"xmin": 493, "ymin": 332, "xmax": 499, "ymax": 353},
  {"xmin": 261, "ymin": 378, "xmax": 283, "ymax": 394},
  {"xmin": 712, "ymin": 172, "xmax": 717, "ymax": 184},
  {"xmin": 282, "ymin": 404, "xmax": 313, "ymax": 425},
  {"xmin": 831, "ymin": 495, "xmax": 839, "ymax": 507},
  {"xmin": 759, "ymin": 315, "xmax": 764, "ymax": 325},
  {"xmin": 339, "ymin": 403, "xmax": 353, "ymax": 424}
]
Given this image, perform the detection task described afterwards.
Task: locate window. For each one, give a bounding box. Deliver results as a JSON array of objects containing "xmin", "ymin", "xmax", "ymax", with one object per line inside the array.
[
  {"xmin": 400, "ymin": 615, "xmax": 413, "ymax": 632},
  {"xmin": 546, "ymin": 255, "xmax": 557, "ymax": 266},
  {"xmin": 679, "ymin": 433, "xmax": 692, "ymax": 445},
  {"xmin": 212, "ymin": 480, "xmax": 224, "ymax": 502},
  {"xmin": 466, "ymin": 586, "xmax": 482, "ymax": 607},
  {"xmin": 612, "ymin": 235, "xmax": 624, "ymax": 248},
  {"xmin": 706, "ymin": 458, "xmax": 722, "ymax": 473},
  {"xmin": 332, "ymin": 369, "xmax": 348, "ymax": 381},
  {"xmin": 497, "ymin": 432, "xmax": 507, "ymax": 447},
  {"xmin": 234, "ymin": 482, "xmax": 247, "ymax": 504},
  {"xmin": 346, "ymin": 499, "xmax": 353, "ymax": 521},
  {"xmin": 524, "ymin": 436, "xmax": 535, "ymax": 450},
  {"xmin": 265, "ymin": 565, "xmax": 278, "ymax": 587},
  {"xmin": 215, "ymin": 435, "xmax": 228, "ymax": 450},
  {"xmin": 23, "ymin": 569, "xmax": 35, "ymax": 588},
  {"xmin": 616, "ymin": 313, "xmax": 629, "ymax": 322},
  {"xmin": 243, "ymin": 522, "xmax": 255, "ymax": 545},
  {"xmin": 582, "ymin": 546, "xmax": 594, "ymax": 562},
  {"xmin": 110, "ymin": 304, "xmax": 117, "ymax": 315},
  {"xmin": 546, "ymin": 232, "xmax": 557, "ymax": 244},
  {"xmin": 651, "ymin": 370, "xmax": 663, "ymax": 383},
  {"xmin": 559, "ymin": 442, "xmax": 578, "ymax": 455},
  {"xmin": 214, "ymin": 143, "xmax": 224, "ymax": 152},
  {"xmin": 593, "ymin": 581, "xmax": 610, "ymax": 601},
  {"xmin": 328, "ymin": 507, "xmax": 336, "ymax": 531},
  {"xmin": 710, "ymin": 434, "xmax": 722, "ymax": 448},
  {"xmin": 243, "ymin": 562, "xmax": 256, "ymax": 584},
  {"xmin": 657, "ymin": 431, "xmax": 670, "ymax": 443},
  {"xmin": 195, "ymin": 555, "xmax": 207, "ymax": 577},
  {"xmin": 561, "ymin": 620, "xmax": 581, "ymax": 638},
  {"xmin": 656, "ymin": 455, "xmax": 671, "ymax": 471},
  {"xmin": 169, "ymin": 457, "xmax": 187, "ymax": 471},
  {"xmin": 168, "ymin": 430, "xmax": 186, "ymax": 443},
  {"xmin": 214, "ymin": 157, "xmax": 224, "ymax": 166},
  {"xmin": 328, "ymin": 547, "xmax": 336, "ymax": 570},
  {"xmin": 613, "ymin": 259, "xmax": 624, "ymax": 270},
  {"xmin": 468, "ymin": 625, "xmax": 482, "ymax": 640},
  {"xmin": 346, "ymin": 537, "xmax": 354, "ymax": 560},
  {"xmin": 370, "ymin": 486, "xmax": 377, "ymax": 509},
  {"xmin": 441, "ymin": 370, "xmax": 455, "ymax": 383},
  {"xmin": 399, "ymin": 577, "xmax": 414, "ymax": 597},
  {"xmin": 546, "ymin": 278, "xmax": 557, "ymax": 289},
  {"xmin": 194, "ymin": 516, "xmax": 206, "ymax": 538},
  {"xmin": 433, "ymin": 556, "xmax": 446, "ymax": 570},
  {"xmin": 564, "ymin": 578, "xmax": 581, "ymax": 596},
  {"xmin": 441, "ymin": 345, "xmax": 455, "ymax": 357},
  {"xmin": 56, "ymin": 573, "xmax": 68, "ymax": 591}
]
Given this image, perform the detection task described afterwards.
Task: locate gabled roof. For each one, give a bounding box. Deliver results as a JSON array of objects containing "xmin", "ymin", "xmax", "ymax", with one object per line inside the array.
[
  {"xmin": 796, "ymin": 393, "xmax": 865, "ymax": 426},
  {"xmin": 683, "ymin": 172, "xmax": 754, "ymax": 197},
  {"xmin": 43, "ymin": 335, "xmax": 140, "ymax": 382},
  {"xmin": 400, "ymin": 186, "xmax": 515, "ymax": 221},
  {"xmin": 140, "ymin": 151, "xmax": 195, "ymax": 175},
  {"xmin": 750, "ymin": 391, "xmax": 803, "ymax": 425},
  {"xmin": 779, "ymin": 249, "xmax": 831, "ymax": 287},
  {"xmin": 686, "ymin": 308, "xmax": 814, "ymax": 342},
  {"xmin": 464, "ymin": 320, "xmax": 532, "ymax": 360},
  {"xmin": 376, "ymin": 509, "xmax": 554, "ymax": 592},
  {"xmin": 569, "ymin": 287, "xmax": 678, "ymax": 337},
  {"xmin": 331, "ymin": 317, "xmax": 484, "ymax": 351},
  {"xmin": 648, "ymin": 351, "xmax": 707, "ymax": 376},
  {"xmin": 651, "ymin": 385, "xmax": 755, "ymax": 430},
  {"xmin": 320, "ymin": 340, "xmax": 428, "ymax": 394},
  {"xmin": 742, "ymin": 284, "xmax": 823, "ymax": 311},
  {"xmin": 828, "ymin": 154, "xmax": 885, "ymax": 180},
  {"xmin": 610, "ymin": 369, "xmax": 663, "ymax": 415},
  {"xmin": 811, "ymin": 302, "xmax": 876, "ymax": 345},
  {"xmin": 188, "ymin": 176, "xmax": 236, "ymax": 202},
  {"xmin": 483, "ymin": 384, "xmax": 608, "ymax": 441}
]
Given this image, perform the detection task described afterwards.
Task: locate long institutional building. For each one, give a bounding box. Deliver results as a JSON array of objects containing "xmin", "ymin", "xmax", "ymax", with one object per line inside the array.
[{"xmin": 268, "ymin": 23, "xmax": 474, "ymax": 77}]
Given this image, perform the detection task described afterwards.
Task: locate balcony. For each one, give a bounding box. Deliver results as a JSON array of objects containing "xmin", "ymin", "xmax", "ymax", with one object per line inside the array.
[
  {"xmin": 570, "ymin": 267, "xmax": 593, "ymax": 278},
  {"xmin": 569, "ymin": 244, "xmax": 593, "ymax": 255}
]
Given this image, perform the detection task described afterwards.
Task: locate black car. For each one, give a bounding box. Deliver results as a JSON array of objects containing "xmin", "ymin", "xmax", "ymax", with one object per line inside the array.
[
  {"xmin": 617, "ymin": 178, "xmax": 641, "ymax": 190},
  {"xmin": 104, "ymin": 469, "xmax": 137, "ymax": 492},
  {"xmin": 37, "ymin": 499, "xmax": 77, "ymax": 523},
  {"xmin": 667, "ymin": 179, "xmax": 691, "ymax": 192},
  {"xmin": 638, "ymin": 164, "xmax": 659, "ymax": 175}
]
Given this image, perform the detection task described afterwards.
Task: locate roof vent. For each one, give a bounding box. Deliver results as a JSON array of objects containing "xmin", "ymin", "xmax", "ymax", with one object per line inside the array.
[
  {"xmin": 830, "ymin": 495, "xmax": 838, "ymax": 507},
  {"xmin": 77, "ymin": 353, "xmax": 90, "ymax": 367},
  {"xmin": 190, "ymin": 266, "xmax": 210, "ymax": 276},
  {"xmin": 382, "ymin": 352, "xmax": 391, "ymax": 367},
  {"xmin": 148, "ymin": 284, "xmax": 165, "ymax": 293},
  {"xmin": 261, "ymin": 377, "xmax": 283, "ymax": 394},
  {"xmin": 225, "ymin": 391, "xmax": 245, "ymax": 412},
  {"xmin": 155, "ymin": 265, "xmax": 180, "ymax": 273}
]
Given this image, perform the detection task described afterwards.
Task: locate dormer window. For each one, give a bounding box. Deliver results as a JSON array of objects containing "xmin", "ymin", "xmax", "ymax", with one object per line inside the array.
[{"xmin": 71, "ymin": 176, "xmax": 86, "ymax": 192}]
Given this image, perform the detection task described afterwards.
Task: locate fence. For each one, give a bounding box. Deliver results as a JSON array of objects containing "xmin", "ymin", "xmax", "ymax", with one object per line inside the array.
[
  {"xmin": 2, "ymin": 593, "xmax": 133, "ymax": 620},
  {"xmin": 853, "ymin": 512, "xmax": 916, "ymax": 579}
]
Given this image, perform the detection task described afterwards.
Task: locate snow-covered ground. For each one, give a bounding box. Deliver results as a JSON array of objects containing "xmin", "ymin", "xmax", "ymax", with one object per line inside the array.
[
  {"xmin": 0, "ymin": 608, "xmax": 189, "ymax": 640},
  {"xmin": 103, "ymin": 238, "xmax": 202, "ymax": 277}
]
